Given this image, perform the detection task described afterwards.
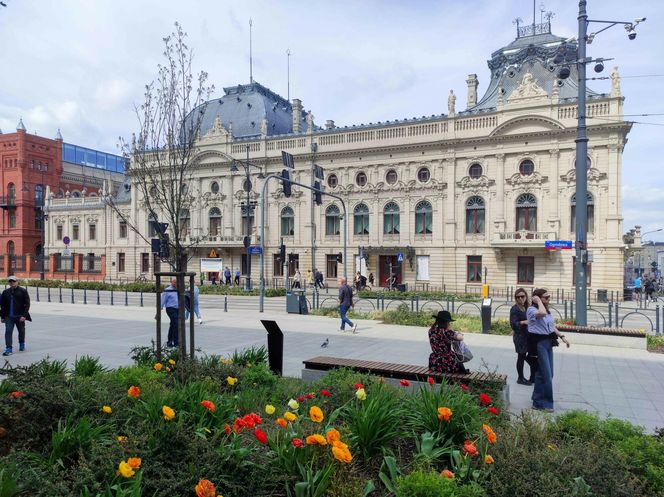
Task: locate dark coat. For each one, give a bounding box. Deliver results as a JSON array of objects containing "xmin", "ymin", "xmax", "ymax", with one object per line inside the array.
[{"xmin": 0, "ymin": 286, "xmax": 32, "ymax": 321}]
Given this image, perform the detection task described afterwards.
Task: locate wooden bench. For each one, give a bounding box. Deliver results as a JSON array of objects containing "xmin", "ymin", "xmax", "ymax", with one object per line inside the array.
[
  {"xmin": 555, "ymin": 324, "xmax": 646, "ymax": 349},
  {"xmin": 556, "ymin": 324, "xmax": 645, "ymax": 337},
  {"xmin": 302, "ymin": 356, "xmax": 509, "ymax": 404}
]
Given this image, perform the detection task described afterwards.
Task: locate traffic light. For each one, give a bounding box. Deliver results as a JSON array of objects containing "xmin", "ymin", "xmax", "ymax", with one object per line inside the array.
[
  {"xmin": 243, "ymin": 235, "xmax": 251, "ymax": 248},
  {"xmin": 281, "ymin": 169, "xmax": 292, "ymax": 197},
  {"xmin": 313, "ymin": 180, "xmax": 322, "ymax": 205},
  {"xmin": 336, "ymin": 252, "xmax": 343, "ymax": 263},
  {"xmin": 279, "ymin": 244, "xmax": 286, "ymax": 263},
  {"xmin": 159, "ymin": 234, "xmax": 170, "ymax": 258}
]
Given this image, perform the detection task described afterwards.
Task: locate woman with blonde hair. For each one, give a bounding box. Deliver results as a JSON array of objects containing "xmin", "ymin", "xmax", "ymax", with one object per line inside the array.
[{"xmin": 527, "ymin": 288, "xmax": 570, "ymax": 412}]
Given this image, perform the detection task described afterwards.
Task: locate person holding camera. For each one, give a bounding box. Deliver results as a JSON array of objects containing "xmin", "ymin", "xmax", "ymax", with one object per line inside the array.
[{"xmin": 527, "ymin": 288, "xmax": 570, "ymax": 412}]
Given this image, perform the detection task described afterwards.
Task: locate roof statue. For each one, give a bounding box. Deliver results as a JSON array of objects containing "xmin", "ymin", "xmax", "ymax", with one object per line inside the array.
[
  {"xmin": 16, "ymin": 118, "xmax": 26, "ymax": 131},
  {"xmin": 508, "ymin": 72, "xmax": 548, "ymax": 102},
  {"xmin": 306, "ymin": 111, "xmax": 314, "ymax": 131},
  {"xmin": 610, "ymin": 66, "xmax": 621, "ymax": 98},
  {"xmin": 260, "ymin": 116, "xmax": 268, "ymax": 136},
  {"xmin": 448, "ymin": 90, "xmax": 456, "ymax": 117}
]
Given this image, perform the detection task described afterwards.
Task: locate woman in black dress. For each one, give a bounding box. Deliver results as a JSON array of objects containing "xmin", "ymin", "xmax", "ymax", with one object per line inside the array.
[
  {"xmin": 428, "ymin": 310, "xmax": 468, "ymax": 374},
  {"xmin": 510, "ymin": 288, "xmax": 535, "ymax": 385}
]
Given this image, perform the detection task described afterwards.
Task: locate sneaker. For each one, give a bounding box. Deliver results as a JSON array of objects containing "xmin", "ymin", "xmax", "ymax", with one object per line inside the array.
[
  {"xmin": 19, "ymin": 343, "xmax": 25, "ymax": 352},
  {"xmin": 533, "ymin": 406, "xmax": 554, "ymax": 413},
  {"xmin": 2, "ymin": 348, "xmax": 12, "ymax": 356},
  {"xmin": 340, "ymin": 328, "xmax": 346, "ymax": 332},
  {"xmin": 198, "ymin": 318, "xmax": 203, "ymax": 325},
  {"xmin": 352, "ymin": 324, "xmax": 358, "ymax": 334}
]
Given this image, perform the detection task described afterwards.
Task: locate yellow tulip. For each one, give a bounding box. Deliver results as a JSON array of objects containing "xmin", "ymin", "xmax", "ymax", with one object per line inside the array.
[
  {"xmin": 102, "ymin": 405, "xmax": 112, "ymax": 414},
  {"xmin": 284, "ymin": 411, "xmax": 297, "ymax": 422},
  {"xmin": 265, "ymin": 404, "xmax": 276, "ymax": 415},
  {"xmin": 355, "ymin": 388, "xmax": 367, "ymax": 401},
  {"xmin": 162, "ymin": 405, "xmax": 176, "ymax": 421},
  {"xmin": 288, "ymin": 398, "xmax": 299, "ymax": 410},
  {"xmin": 118, "ymin": 460, "xmax": 135, "ymax": 478},
  {"xmin": 226, "ymin": 376, "xmax": 238, "ymax": 386}
]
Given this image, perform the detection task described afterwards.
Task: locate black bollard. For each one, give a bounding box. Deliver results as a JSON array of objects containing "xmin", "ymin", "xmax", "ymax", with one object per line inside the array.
[{"xmin": 261, "ymin": 320, "xmax": 284, "ymax": 376}]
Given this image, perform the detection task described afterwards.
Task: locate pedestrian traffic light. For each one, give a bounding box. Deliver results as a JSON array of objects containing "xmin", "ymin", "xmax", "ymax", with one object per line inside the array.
[
  {"xmin": 336, "ymin": 252, "xmax": 343, "ymax": 263},
  {"xmin": 279, "ymin": 244, "xmax": 286, "ymax": 263},
  {"xmin": 281, "ymin": 169, "xmax": 292, "ymax": 197},
  {"xmin": 313, "ymin": 180, "xmax": 322, "ymax": 205}
]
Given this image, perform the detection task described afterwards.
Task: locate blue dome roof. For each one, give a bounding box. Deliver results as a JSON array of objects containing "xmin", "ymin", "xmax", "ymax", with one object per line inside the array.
[{"xmin": 191, "ymin": 81, "xmax": 312, "ymax": 139}]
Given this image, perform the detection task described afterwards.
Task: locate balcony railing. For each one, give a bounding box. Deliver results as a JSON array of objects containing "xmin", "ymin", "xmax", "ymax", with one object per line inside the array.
[
  {"xmin": 491, "ymin": 230, "xmax": 558, "ymax": 248},
  {"xmin": 197, "ymin": 234, "xmax": 261, "ymax": 246},
  {"xmin": 0, "ymin": 196, "xmax": 16, "ymax": 209}
]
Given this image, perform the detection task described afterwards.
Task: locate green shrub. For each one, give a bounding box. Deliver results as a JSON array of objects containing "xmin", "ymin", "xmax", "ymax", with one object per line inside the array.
[
  {"xmin": 73, "ymin": 356, "xmax": 109, "ymax": 377},
  {"xmin": 396, "ymin": 470, "xmax": 486, "ymax": 497},
  {"xmin": 48, "ymin": 417, "xmax": 110, "ymax": 466},
  {"xmin": 230, "ymin": 345, "xmax": 268, "ymax": 367}
]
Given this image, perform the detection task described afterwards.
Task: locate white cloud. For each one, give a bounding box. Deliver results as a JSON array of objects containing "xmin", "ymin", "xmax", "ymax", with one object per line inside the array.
[{"xmin": 94, "ymin": 80, "xmax": 132, "ymax": 111}]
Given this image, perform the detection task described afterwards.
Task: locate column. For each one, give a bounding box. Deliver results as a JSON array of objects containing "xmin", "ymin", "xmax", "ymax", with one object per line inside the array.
[
  {"xmin": 494, "ymin": 153, "xmax": 505, "ymax": 230},
  {"xmin": 547, "ymin": 149, "xmax": 560, "ymax": 234}
]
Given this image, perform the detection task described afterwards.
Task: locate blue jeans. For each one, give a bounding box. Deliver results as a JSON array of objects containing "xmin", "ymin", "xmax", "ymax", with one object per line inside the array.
[
  {"xmin": 339, "ymin": 305, "xmax": 353, "ymax": 330},
  {"xmin": 185, "ymin": 300, "xmax": 200, "ymax": 320},
  {"xmin": 4, "ymin": 317, "xmax": 26, "ymax": 350},
  {"xmin": 532, "ymin": 338, "xmax": 554, "ymax": 409}
]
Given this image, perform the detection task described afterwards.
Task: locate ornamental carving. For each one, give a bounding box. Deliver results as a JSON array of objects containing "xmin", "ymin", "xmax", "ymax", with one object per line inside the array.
[
  {"xmin": 53, "ymin": 216, "xmax": 66, "ymax": 224},
  {"xmin": 69, "ymin": 216, "xmax": 82, "ymax": 223},
  {"xmin": 560, "ymin": 167, "xmax": 606, "ymax": 185},
  {"xmin": 269, "ymin": 189, "xmax": 303, "ymax": 200},
  {"xmin": 457, "ymin": 175, "xmax": 495, "ymax": 190},
  {"xmin": 505, "ymin": 171, "xmax": 547, "ymax": 187},
  {"xmin": 86, "ymin": 215, "xmax": 99, "ymax": 224},
  {"xmin": 508, "ymin": 73, "xmax": 548, "ymax": 102}
]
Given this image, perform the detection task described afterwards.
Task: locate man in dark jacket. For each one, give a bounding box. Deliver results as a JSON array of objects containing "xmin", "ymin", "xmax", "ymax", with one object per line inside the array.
[{"xmin": 1, "ymin": 276, "xmax": 32, "ymax": 356}]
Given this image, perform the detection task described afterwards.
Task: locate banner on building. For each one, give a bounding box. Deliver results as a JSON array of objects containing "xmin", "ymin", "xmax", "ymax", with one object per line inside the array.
[{"xmin": 200, "ymin": 258, "xmax": 224, "ymax": 272}]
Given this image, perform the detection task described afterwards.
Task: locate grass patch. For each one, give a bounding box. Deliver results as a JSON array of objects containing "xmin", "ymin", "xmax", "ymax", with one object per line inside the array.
[{"xmin": 647, "ymin": 334, "xmax": 664, "ymax": 354}]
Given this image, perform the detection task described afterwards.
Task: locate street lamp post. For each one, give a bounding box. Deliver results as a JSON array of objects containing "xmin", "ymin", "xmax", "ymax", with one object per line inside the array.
[
  {"xmin": 560, "ymin": 1, "xmax": 645, "ymax": 324},
  {"xmin": 39, "ymin": 164, "xmax": 46, "ymax": 280}
]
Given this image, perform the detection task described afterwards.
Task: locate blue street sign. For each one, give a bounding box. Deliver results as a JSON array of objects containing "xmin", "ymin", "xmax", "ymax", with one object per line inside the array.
[
  {"xmin": 545, "ymin": 240, "xmax": 573, "ymax": 250},
  {"xmin": 248, "ymin": 245, "xmax": 263, "ymax": 255},
  {"xmin": 63, "ymin": 236, "xmax": 70, "ymax": 245},
  {"xmin": 396, "ymin": 251, "xmax": 404, "ymax": 262}
]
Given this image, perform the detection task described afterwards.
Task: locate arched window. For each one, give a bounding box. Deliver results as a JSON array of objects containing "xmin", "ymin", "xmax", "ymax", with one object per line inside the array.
[
  {"xmin": 34, "ymin": 208, "xmax": 42, "ymax": 230},
  {"xmin": 516, "ymin": 193, "xmax": 537, "ymax": 231},
  {"xmin": 72, "ymin": 190, "xmax": 82, "ymax": 198},
  {"xmin": 209, "ymin": 207, "xmax": 222, "ymax": 236},
  {"xmin": 571, "ymin": 192, "xmax": 594, "ymax": 234},
  {"xmin": 465, "ymin": 196, "xmax": 485, "ymax": 234},
  {"xmin": 7, "ymin": 183, "xmax": 16, "ymax": 203},
  {"xmin": 241, "ymin": 205, "xmax": 254, "ymax": 235},
  {"xmin": 415, "ymin": 200, "xmax": 433, "ymax": 235},
  {"xmin": 325, "ymin": 205, "xmax": 341, "ymax": 236},
  {"xmin": 179, "ymin": 208, "xmax": 190, "ymax": 236},
  {"xmin": 354, "ymin": 203, "xmax": 369, "ymax": 235},
  {"xmin": 383, "ymin": 202, "xmax": 400, "ymax": 235},
  {"xmin": 7, "ymin": 241, "xmax": 14, "ymax": 255},
  {"xmin": 281, "ymin": 207, "xmax": 295, "ymax": 236},
  {"xmin": 35, "ymin": 184, "xmax": 44, "ymax": 204},
  {"xmin": 519, "ymin": 159, "xmax": 534, "ymax": 176}
]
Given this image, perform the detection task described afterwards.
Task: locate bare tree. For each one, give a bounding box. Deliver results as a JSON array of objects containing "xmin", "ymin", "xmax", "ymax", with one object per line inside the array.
[{"xmin": 108, "ymin": 22, "xmax": 214, "ymax": 357}]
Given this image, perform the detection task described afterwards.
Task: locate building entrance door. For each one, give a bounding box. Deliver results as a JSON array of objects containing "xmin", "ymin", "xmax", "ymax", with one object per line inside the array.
[{"xmin": 379, "ymin": 255, "xmax": 402, "ymax": 289}]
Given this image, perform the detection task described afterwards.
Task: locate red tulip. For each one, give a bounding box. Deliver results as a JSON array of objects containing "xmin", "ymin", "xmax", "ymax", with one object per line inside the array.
[{"xmin": 254, "ymin": 428, "xmax": 268, "ymax": 445}]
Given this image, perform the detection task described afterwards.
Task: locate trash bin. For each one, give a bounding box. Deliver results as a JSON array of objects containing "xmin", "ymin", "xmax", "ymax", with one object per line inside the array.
[
  {"xmin": 597, "ymin": 289, "xmax": 608, "ymax": 303},
  {"xmin": 286, "ymin": 291, "xmax": 309, "ymax": 314},
  {"xmin": 481, "ymin": 298, "xmax": 492, "ymax": 334},
  {"xmin": 623, "ymin": 287, "xmax": 633, "ymax": 302},
  {"xmin": 396, "ymin": 283, "xmax": 408, "ymax": 292}
]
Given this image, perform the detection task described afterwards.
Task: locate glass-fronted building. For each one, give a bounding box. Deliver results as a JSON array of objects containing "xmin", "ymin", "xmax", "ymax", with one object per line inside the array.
[{"xmin": 62, "ymin": 142, "xmax": 127, "ymax": 173}]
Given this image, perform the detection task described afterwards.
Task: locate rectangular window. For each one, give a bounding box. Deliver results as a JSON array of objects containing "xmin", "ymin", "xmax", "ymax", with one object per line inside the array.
[
  {"xmin": 141, "ymin": 253, "xmax": 150, "ymax": 273},
  {"xmin": 72, "ymin": 224, "xmax": 79, "ymax": 241},
  {"xmin": 572, "ymin": 256, "xmax": 592, "ymax": 286},
  {"xmin": 89, "ymin": 224, "xmax": 96, "ymax": 240},
  {"xmin": 273, "ymin": 254, "xmax": 284, "ymax": 277},
  {"xmin": 517, "ymin": 256, "xmax": 535, "ymax": 284},
  {"xmin": 117, "ymin": 252, "xmax": 125, "ymax": 273},
  {"xmin": 153, "ymin": 253, "xmax": 161, "ymax": 273},
  {"xmin": 288, "ymin": 254, "xmax": 299, "ymax": 277},
  {"xmin": 467, "ymin": 256, "xmax": 482, "ymax": 282},
  {"xmin": 355, "ymin": 255, "xmax": 367, "ymax": 276},
  {"xmin": 35, "ymin": 209, "xmax": 43, "ymax": 230},
  {"xmin": 416, "ymin": 255, "xmax": 430, "ymax": 281},
  {"xmin": 326, "ymin": 254, "xmax": 339, "ymax": 280},
  {"xmin": 119, "ymin": 220, "xmax": 128, "ymax": 238},
  {"xmin": 56, "ymin": 225, "xmax": 63, "ymax": 240},
  {"xmin": 87, "ymin": 252, "xmax": 96, "ymax": 271},
  {"xmin": 9, "ymin": 213, "xmax": 16, "ymax": 229}
]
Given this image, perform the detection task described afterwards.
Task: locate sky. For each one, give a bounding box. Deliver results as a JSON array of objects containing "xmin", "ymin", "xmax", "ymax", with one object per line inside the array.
[{"xmin": 1, "ymin": 0, "xmax": 663, "ymax": 241}]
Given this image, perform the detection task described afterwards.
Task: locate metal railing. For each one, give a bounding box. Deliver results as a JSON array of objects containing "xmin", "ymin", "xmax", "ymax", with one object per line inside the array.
[
  {"xmin": 54, "ymin": 255, "xmax": 74, "ymax": 272},
  {"xmin": 81, "ymin": 255, "xmax": 102, "ymax": 273}
]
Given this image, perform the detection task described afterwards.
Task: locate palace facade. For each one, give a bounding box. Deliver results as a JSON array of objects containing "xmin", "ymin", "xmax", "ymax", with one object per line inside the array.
[{"xmin": 44, "ymin": 21, "xmax": 631, "ymax": 294}]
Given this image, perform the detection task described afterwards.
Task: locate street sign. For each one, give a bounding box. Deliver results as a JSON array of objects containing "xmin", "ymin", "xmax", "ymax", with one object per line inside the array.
[
  {"xmin": 62, "ymin": 247, "xmax": 71, "ymax": 256},
  {"xmin": 248, "ymin": 245, "xmax": 263, "ymax": 255},
  {"xmin": 63, "ymin": 236, "xmax": 70, "ymax": 245},
  {"xmin": 396, "ymin": 251, "xmax": 404, "ymax": 262},
  {"xmin": 545, "ymin": 240, "xmax": 573, "ymax": 250},
  {"xmin": 281, "ymin": 151, "xmax": 295, "ymax": 169}
]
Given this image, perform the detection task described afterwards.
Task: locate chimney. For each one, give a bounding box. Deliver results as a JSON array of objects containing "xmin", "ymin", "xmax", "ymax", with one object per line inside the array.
[
  {"xmin": 325, "ymin": 120, "xmax": 336, "ymax": 130},
  {"xmin": 466, "ymin": 74, "xmax": 479, "ymax": 108},
  {"xmin": 292, "ymin": 99, "xmax": 302, "ymax": 134}
]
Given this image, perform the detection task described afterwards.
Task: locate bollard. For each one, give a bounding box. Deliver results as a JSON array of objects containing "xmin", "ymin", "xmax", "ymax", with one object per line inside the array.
[
  {"xmin": 410, "ymin": 296, "xmax": 414, "ymax": 312},
  {"xmin": 125, "ymin": 289, "xmax": 128, "ymax": 306},
  {"xmin": 564, "ymin": 301, "xmax": 568, "ymax": 321},
  {"xmin": 446, "ymin": 297, "xmax": 450, "ymax": 312},
  {"xmin": 96, "ymin": 289, "xmax": 100, "ymax": 305},
  {"xmin": 71, "ymin": 288, "xmax": 74, "ymax": 304},
  {"xmin": 224, "ymin": 296, "xmax": 228, "ymax": 312},
  {"xmin": 615, "ymin": 302, "xmax": 619, "ymax": 328},
  {"xmin": 656, "ymin": 305, "xmax": 660, "ymax": 335},
  {"xmin": 59, "ymin": 287, "xmax": 62, "ymax": 303},
  {"xmin": 140, "ymin": 291, "xmax": 144, "ymax": 307},
  {"xmin": 377, "ymin": 295, "xmax": 380, "ymax": 311},
  {"xmin": 570, "ymin": 301, "xmax": 574, "ymax": 322},
  {"xmin": 111, "ymin": 289, "xmax": 114, "ymax": 306},
  {"xmin": 36, "ymin": 287, "xmax": 40, "ymax": 302},
  {"xmin": 48, "ymin": 287, "xmax": 51, "ymax": 303},
  {"xmin": 415, "ymin": 295, "xmax": 420, "ymax": 313},
  {"xmin": 381, "ymin": 295, "xmax": 385, "ymax": 311},
  {"xmin": 451, "ymin": 297, "xmax": 455, "ymax": 313},
  {"xmin": 608, "ymin": 302, "xmax": 613, "ymax": 327},
  {"xmin": 84, "ymin": 288, "xmax": 87, "ymax": 305}
]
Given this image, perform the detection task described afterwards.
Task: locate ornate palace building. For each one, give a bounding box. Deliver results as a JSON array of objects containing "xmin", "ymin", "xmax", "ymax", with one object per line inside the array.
[{"xmin": 44, "ymin": 20, "xmax": 631, "ymax": 294}]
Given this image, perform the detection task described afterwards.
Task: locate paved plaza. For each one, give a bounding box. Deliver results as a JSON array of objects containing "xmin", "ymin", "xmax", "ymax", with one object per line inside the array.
[{"xmin": 3, "ymin": 300, "xmax": 664, "ymax": 433}]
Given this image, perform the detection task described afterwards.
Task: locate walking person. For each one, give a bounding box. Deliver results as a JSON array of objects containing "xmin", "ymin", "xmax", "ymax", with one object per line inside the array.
[
  {"xmin": 633, "ymin": 275, "xmax": 642, "ymax": 302},
  {"xmin": 224, "ymin": 267, "xmax": 232, "ymax": 286},
  {"xmin": 428, "ymin": 310, "xmax": 468, "ymax": 374},
  {"xmin": 307, "ymin": 269, "xmax": 315, "ymax": 289},
  {"xmin": 314, "ymin": 269, "xmax": 325, "ymax": 289},
  {"xmin": 527, "ymin": 288, "xmax": 570, "ymax": 412},
  {"xmin": 645, "ymin": 277, "xmax": 655, "ymax": 303},
  {"xmin": 510, "ymin": 288, "xmax": 535, "ymax": 385},
  {"xmin": 184, "ymin": 284, "xmax": 203, "ymax": 324},
  {"xmin": 234, "ymin": 268, "xmax": 241, "ymax": 286},
  {"xmin": 338, "ymin": 277, "xmax": 357, "ymax": 333},
  {"xmin": 161, "ymin": 277, "xmax": 179, "ymax": 347},
  {"xmin": 1, "ymin": 276, "xmax": 32, "ymax": 356},
  {"xmin": 292, "ymin": 269, "xmax": 302, "ymax": 289}
]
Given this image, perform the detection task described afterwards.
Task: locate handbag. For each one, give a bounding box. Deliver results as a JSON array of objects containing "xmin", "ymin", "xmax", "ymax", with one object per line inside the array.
[{"xmin": 452, "ymin": 340, "xmax": 473, "ymax": 363}]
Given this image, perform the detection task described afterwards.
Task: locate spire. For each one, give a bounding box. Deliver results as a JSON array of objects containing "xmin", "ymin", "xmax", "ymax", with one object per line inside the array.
[
  {"xmin": 0, "ymin": 128, "xmax": 3, "ymax": 134},
  {"xmin": 55, "ymin": 128, "xmax": 63, "ymax": 140},
  {"xmin": 16, "ymin": 118, "xmax": 26, "ymax": 131}
]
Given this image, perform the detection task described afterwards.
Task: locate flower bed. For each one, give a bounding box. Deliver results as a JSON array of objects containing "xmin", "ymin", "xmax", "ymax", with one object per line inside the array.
[{"xmin": 1, "ymin": 351, "xmax": 663, "ymax": 496}]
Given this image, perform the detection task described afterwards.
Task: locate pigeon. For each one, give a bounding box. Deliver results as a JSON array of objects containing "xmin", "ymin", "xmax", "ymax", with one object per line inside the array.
[{"xmin": 320, "ymin": 338, "xmax": 329, "ymax": 348}]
